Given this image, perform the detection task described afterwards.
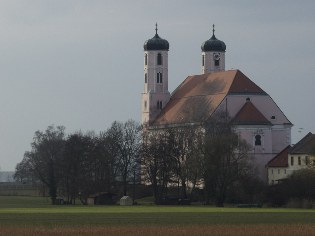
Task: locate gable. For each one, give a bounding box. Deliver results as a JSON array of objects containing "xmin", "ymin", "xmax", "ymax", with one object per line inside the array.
[{"xmin": 232, "ymin": 101, "xmax": 271, "ymax": 125}]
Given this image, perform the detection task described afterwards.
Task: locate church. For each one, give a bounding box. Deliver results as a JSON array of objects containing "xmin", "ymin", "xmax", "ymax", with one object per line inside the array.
[{"xmin": 141, "ymin": 24, "xmax": 292, "ymax": 180}]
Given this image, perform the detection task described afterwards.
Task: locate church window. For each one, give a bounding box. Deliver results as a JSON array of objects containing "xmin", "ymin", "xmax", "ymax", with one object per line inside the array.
[
  {"xmin": 145, "ymin": 54, "xmax": 148, "ymax": 66},
  {"xmin": 255, "ymin": 135, "xmax": 261, "ymax": 146},
  {"xmin": 291, "ymin": 156, "xmax": 294, "ymax": 166},
  {"xmin": 156, "ymin": 72, "xmax": 163, "ymax": 83},
  {"xmin": 298, "ymin": 156, "xmax": 301, "ymax": 165},
  {"xmin": 157, "ymin": 53, "xmax": 162, "ymax": 65},
  {"xmin": 215, "ymin": 59, "xmax": 220, "ymax": 66},
  {"xmin": 202, "ymin": 55, "xmax": 205, "ymax": 66},
  {"xmin": 145, "ymin": 73, "xmax": 147, "ymax": 83},
  {"xmin": 157, "ymin": 101, "xmax": 162, "ymax": 110},
  {"xmin": 144, "ymin": 101, "xmax": 147, "ymax": 110}
]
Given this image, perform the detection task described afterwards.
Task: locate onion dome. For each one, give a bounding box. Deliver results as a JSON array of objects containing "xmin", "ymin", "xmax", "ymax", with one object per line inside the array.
[
  {"xmin": 144, "ymin": 23, "xmax": 169, "ymax": 51},
  {"xmin": 201, "ymin": 24, "xmax": 226, "ymax": 52}
]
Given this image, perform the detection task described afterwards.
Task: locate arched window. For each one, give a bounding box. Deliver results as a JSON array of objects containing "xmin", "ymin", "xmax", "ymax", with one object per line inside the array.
[
  {"xmin": 157, "ymin": 53, "xmax": 162, "ymax": 65},
  {"xmin": 145, "ymin": 54, "xmax": 148, "ymax": 66},
  {"xmin": 255, "ymin": 135, "xmax": 261, "ymax": 146},
  {"xmin": 156, "ymin": 101, "xmax": 162, "ymax": 110},
  {"xmin": 215, "ymin": 59, "xmax": 220, "ymax": 66},
  {"xmin": 145, "ymin": 73, "xmax": 147, "ymax": 83},
  {"xmin": 156, "ymin": 72, "xmax": 163, "ymax": 83}
]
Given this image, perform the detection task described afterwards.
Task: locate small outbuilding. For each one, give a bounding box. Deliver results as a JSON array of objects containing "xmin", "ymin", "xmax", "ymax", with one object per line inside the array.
[
  {"xmin": 87, "ymin": 192, "xmax": 117, "ymax": 205},
  {"xmin": 120, "ymin": 196, "xmax": 133, "ymax": 206}
]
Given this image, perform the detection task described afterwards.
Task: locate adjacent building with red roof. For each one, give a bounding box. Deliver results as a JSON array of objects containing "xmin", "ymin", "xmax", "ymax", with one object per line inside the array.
[{"xmin": 267, "ymin": 132, "xmax": 315, "ymax": 184}]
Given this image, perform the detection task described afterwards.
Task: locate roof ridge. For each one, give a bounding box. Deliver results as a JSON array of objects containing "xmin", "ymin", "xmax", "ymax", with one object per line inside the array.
[{"xmin": 290, "ymin": 132, "xmax": 314, "ymax": 154}]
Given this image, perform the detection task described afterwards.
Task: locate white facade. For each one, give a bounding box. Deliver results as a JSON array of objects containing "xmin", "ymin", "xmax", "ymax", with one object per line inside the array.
[
  {"xmin": 268, "ymin": 154, "xmax": 315, "ymax": 185},
  {"xmin": 213, "ymin": 95, "xmax": 292, "ymax": 180},
  {"xmin": 141, "ymin": 50, "xmax": 170, "ymax": 125},
  {"xmin": 268, "ymin": 167, "xmax": 288, "ymax": 185}
]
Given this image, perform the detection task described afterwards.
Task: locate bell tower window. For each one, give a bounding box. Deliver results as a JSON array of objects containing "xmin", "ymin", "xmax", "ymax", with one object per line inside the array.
[
  {"xmin": 156, "ymin": 72, "xmax": 163, "ymax": 83},
  {"xmin": 157, "ymin": 101, "xmax": 162, "ymax": 110},
  {"xmin": 202, "ymin": 55, "xmax": 205, "ymax": 66},
  {"xmin": 145, "ymin": 54, "xmax": 148, "ymax": 66},
  {"xmin": 255, "ymin": 135, "xmax": 262, "ymax": 146},
  {"xmin": 215, "ymin": 59, "xmax": 220, "ymax": 66},
  {"xmin": 157, "ymin": 53, "xmax": 162, "ymax": 65}
]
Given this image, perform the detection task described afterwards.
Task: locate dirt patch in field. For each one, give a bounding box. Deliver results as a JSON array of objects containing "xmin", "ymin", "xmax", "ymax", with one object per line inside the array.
[{"xmin": 1, "ymin": 224, "xmax": 315, "ymax": 236}]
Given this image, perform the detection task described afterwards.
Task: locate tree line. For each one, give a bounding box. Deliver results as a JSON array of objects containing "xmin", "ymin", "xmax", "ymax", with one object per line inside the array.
[
  {"xmin": 14, "ymin": 120, "xmax": 141, "ymax": 205},
  {"xmin": 15, "ymin": 115, "xmax": 260, "ymax": 206}
]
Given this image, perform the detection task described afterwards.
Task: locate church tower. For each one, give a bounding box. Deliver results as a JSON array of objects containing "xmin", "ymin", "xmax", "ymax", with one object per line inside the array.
[
  {"xmin": 141, "ymin": 24, "xmax": 170, "ymax": 125},
  {"xmin": 201, "ymin": 25, "xmax": 226, "ymax": 74}
]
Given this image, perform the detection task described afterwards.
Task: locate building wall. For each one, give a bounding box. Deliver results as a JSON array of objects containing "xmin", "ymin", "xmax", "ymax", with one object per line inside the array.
[
  {"xmin": 267, "ymin": 167, "xmax": 288, "ymax": 185},
  {"xmin": 272, "ymin": 127, "xmax": 291, "ymax": 154},
  {"xmin": 222, "ymin": 95, "xmax": 290, "ymax": 126},
  {"xmin": 288, "ymin": 154, "xmax": 311, "ymax": 172},
  {"xmin": 267, "ymin": 154, "xmax": 315, "ymax": 185},
  {"xmin": 215, "ymin": 94, "xmax": 292, "ymax": 181},
  {"xmin": 218, "ymin": 95, "xmax": 292, "ymax": 153},
  {"xmin": 235, "ymin": 126, "xmax": 273, "ymax": 180}
]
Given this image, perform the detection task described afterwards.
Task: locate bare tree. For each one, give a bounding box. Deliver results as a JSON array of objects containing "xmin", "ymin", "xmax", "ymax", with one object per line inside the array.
[
  {"xmin": 15, "ymin": 125, "xmax": 66, "ymax": 204},
  {"xmin": 107, "ymin": 120, "xmax": 141, "ymax": 196},
  {"xmin": 61, "ymin": 132, "xmax": 97, "ymax": 204},
  {"xmin": 167, "ymin": 126, "xmax": 204, "ymax": 199},
  {"xmin": 141, "ymin": 129, "xmax": 176, "ymax": 203}
]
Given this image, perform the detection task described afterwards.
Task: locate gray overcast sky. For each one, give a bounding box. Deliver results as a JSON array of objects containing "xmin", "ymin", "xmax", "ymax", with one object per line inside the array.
[{"xmin": 0, "ymin": 0, "xmax": 315, "ymax": 171}]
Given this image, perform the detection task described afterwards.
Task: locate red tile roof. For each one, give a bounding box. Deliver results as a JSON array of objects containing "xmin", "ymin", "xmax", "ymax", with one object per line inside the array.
[
  {"xmin": 153, "ymin": 70, "xmax": 267, "ymax": 125},
  {"xmin": 290, "ymin": 132, "xmax": 315, "ymax": 154},
  {"xmin": 229, "ymin": 71, "xmax": 267, "ymax": 94},
  {"xmin": 232, "ymin": 101, "xmax": 271, "ymax": 125},
  {"xmin": 267, "ymin": 145, "xmax": 291, "ymax": 168}
]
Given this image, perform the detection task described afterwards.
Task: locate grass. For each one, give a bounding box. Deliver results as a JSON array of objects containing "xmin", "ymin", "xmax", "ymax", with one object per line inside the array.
[{"xmin": 1, "ymin": 196, "xmax": 315, "ymax": 235}]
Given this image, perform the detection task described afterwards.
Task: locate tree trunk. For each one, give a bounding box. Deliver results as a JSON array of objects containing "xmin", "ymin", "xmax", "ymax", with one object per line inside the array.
[{"xmin": 181, "ymin": 179, "xmax": 187, "ymax": 199}]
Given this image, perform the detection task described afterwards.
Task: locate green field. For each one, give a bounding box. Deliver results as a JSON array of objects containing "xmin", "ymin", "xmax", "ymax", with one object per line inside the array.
[{"xmin": 0, "ymin": 196, "xmax": 315, "ymax": 235}]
